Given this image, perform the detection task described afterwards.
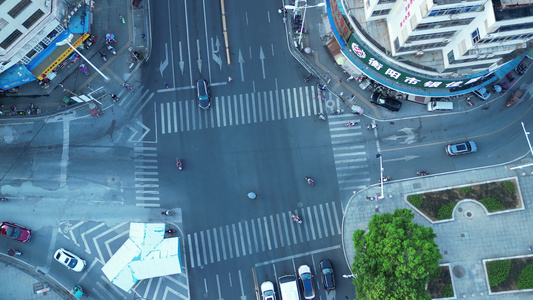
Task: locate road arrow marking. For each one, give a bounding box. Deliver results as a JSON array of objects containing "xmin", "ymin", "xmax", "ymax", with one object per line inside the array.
[
  {"xmin": 383, "ymin": 128, "xmax": 416, "ymax": 144},
  {"xmin": 211, "ymin": 37, "xmax": 222, "ymax": 70},
  {"xmin": 197, "ymin": 39, "xmax": 202, "ymax": 72},
  {"xmin": 159, "ymin": 43, "xmax": 169, "ymax": 77},
  {"xmin": 178, "ymin": 41, "xmax": 184, "ymax": 74},
  {"xmin": 383, "ymin": 155, "xmax": 419, "ymax": 163},
  {"xmin": 259, "ymin": 46, "xmax": 266, "ymax": 79},
  {"xmin": 238, "ymin": 49, "xmax": 245, "ymax": 81}
]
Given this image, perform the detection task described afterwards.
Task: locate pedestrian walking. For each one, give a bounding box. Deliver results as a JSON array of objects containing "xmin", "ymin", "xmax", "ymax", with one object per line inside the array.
[
  {"xmin": 228, "ymin": 76, "xmax": 233, "ymax": 82},
  {"xmin": 164, "ymin": 82, "xmax": 169, "ymax": 89},
  {"xmin": 339, "ymin": 78, "xmax": 343, "ymax": 83}
]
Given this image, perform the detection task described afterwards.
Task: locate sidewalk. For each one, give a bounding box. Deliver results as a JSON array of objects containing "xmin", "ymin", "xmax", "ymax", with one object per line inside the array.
[
  {"xmin": 0, "ymin": 0, "xmax": 151, "ymax": 118},
  {"xmin": 342, "ymin": 161, "xmax": 533, "ymax": 299},
  {"xmin": 284, "ymin": 7, "xmax": 531, "ymax": 122},
  {"xmin": 0, "ymin": 0, "xmax": 153, "ymax": 299},
  {"xmin": 0, "ymin": 257, "xmax": 68, "ymax": 299}
]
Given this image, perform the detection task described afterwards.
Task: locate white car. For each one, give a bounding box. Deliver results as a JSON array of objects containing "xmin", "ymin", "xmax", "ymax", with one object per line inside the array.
[
  {"xmin": 261, "ymin": 281, "xmax": 276, "ymax": 300},
  {"xmin": 472, "ymin": 87, "xmax": 491, "ymax": 100},
  {"xmin": 54, "ymin": 248, "xmax": 86, "ymax": 272},
  {"xmin": 298, "ymin": 265, "xmax": 316, "ymax": 299}
]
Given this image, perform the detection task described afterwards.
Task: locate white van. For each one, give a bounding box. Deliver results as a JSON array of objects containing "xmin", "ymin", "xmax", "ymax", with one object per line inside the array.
[
  {"xmin": 278, "ymin": 275, "xmax": 300, "ymax": 300},
  {"xmin": 427, "ymin": 101, "xmax": 453, "ymax": 112}
]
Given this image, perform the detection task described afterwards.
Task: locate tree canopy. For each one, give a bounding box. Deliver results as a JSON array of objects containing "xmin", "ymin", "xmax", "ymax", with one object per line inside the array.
[{"xmin": 351, "ymin": 209, "xmax": 442, "ymax": 300}]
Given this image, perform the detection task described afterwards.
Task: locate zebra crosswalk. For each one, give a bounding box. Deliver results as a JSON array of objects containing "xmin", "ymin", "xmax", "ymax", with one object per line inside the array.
[
  {"xmin": 186, "ymin": 202, "xmax": 342, "ymax": 268},
  {"xmin": 133, "ymin": 144, "xmax": 160, "ymax": 207},
  {"xmin": 157, "ymin": 86, "xmax": 335, "ymax": 134},
  {"xmin": 327, "ymin": 115, "xmax": 372, "ymax": 191}
]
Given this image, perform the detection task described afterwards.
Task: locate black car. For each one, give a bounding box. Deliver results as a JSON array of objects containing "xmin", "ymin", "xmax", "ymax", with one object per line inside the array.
[
  {"xmin": 319, "ymin": 259, "xmax": 336, "ymax": 291},
  {"xmin": 196, "ymin": 79, "xmax": 210, "ymax": 109},
  {"xmin": 370, "ymin": 92, "xmax": 402, "ymax": 111}
]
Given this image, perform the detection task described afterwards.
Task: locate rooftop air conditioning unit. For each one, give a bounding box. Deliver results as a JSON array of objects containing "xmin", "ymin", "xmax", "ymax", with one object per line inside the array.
[
  {"xmin": 470, "ymin": 49, "xmax": 479, "ymax": 55},
  {"xmin": 416, "ymin": 51, "xmax": 424, "ymax": 56},
  {"xmin": 444, "ymin": 39, "xmax": 450, "ymax": 43}
]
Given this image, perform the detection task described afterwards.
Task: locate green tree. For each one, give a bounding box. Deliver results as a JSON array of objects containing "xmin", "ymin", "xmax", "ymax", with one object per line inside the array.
[{"xmin": 351, "ymin": 209, "xmax": 442, "ymax": 300}]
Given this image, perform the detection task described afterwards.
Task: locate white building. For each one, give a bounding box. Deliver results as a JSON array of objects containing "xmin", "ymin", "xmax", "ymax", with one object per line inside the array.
[
  {"xmin": 347, "ymin": 0, "xmax": 533, "ymax": 77},
  {"xmin": 0, "ymin": 0, "xmax": 65, "ymax": 74}
]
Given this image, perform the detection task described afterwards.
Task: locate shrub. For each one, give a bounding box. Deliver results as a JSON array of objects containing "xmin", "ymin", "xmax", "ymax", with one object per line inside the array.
[
  {"xmin": 442, "ymin": 284, "xmax": 454, "ymax": 297},
  {"xmin": 487, "ymin": 260, "xmax": 511, "ymax": 287},
  {"xmin": 408, "ymin": 194, "xmax": 423, "ymax": 208},
  {"xmin": 503, "ymin": 181, "xmax": 516, "ymax": 194},
  {"xmin": 457, "ymin": 186, "xmax": 471, "ymax": 195},
  {"xmin": 480, "ymin": 197, "xmax": 504, "ymax": 212},
  {"xmin": 517, "ymin": 265, "xmax": 533, "ymax": 290},
  {"xmin": 437, "ymin": 203, "xmax": 455, "ymax": 220}
]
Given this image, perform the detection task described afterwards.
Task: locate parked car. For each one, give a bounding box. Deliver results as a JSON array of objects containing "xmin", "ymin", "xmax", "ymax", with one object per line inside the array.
[
  {"xmin": 260, "ymin": 281, "xmax": 276, "ymax": 300},
  {"xmin": 0, "ymin": 222, "xmax": 32, "ymax": 242},
  {"xmin": 472, "ymin": 87, "xmax": 491, "ymax": 100},
  {"xmin": 370, "ymin": 92, "xmax": 402, "ymax": 111},
  {"xmin": 196, "ymin": 79, "xmax": 211, "ymax": 109},
  {"xmin": 298, "ymin": 265, "xmax": 316, "ymax": 299},
  {"xmin": 506, "ymin": 89, "xmax": 523, "ymax": 107},
  {"xmin": 319, "ymin": 259, "xmax": 336, "ymax": 291},
  {"xmin": 445, "ymin": 140, "xmax": 477, "ymax": 156},
  {"xmin": 54, "ymin": 248, "xmax": 86, "ymax": 272}
]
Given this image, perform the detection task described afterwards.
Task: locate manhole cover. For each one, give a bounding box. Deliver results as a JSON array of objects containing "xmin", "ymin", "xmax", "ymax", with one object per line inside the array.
[
  {"xmin": 452, "ymin": 265, "xmax": 466, "ymax": 278},
  {"xmin": 358, "ymin": 206, "xmax": 365, "ymax": 212},
  {"xmin": 466, "ymin": 212, "xmax": 472, "ymax": 217},
  {"xmin": 457, "ymin": 207, "xmax": 463, "ymax": 212},
  {"xmin": 106, "ymin": 175, "xmax": 120, "ymax": 186}
]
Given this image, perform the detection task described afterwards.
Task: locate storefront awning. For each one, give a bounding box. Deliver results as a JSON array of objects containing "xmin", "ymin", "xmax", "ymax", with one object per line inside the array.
[{"xmin": 0, "ymin": 64, "xmax": 36, "ymax": 90}]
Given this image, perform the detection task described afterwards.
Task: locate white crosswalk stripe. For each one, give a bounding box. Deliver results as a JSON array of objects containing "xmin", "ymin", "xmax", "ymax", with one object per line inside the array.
[
  {"xmin": 157, "ymin": 86, "xmax": 328, "ymax": 134},
  {"xmin": 133, "ymin": 145, "xmax": 160, "ymax": 207},
  {"xmin": 185, "ymin": 202, "xmax": 341, "ymax": 268},
  {"xmin": 327, "ymin": 114, "xmax": 371, "ymax": 191}
]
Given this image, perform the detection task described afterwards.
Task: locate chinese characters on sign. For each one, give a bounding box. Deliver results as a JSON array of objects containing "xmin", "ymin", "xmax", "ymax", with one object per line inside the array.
[
  {"xmin": 399, "ymin": 0, "xmax": 415, "ymax": 28},
  {"xmin": 349, "ymin": 35, "xmax": 487, "ymax": 89}
]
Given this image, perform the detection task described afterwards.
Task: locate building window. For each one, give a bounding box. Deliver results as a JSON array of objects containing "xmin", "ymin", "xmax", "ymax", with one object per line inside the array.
[
  {"xmin": 415, "ymin": 18, "xmax": 474, "ymax": 31},
  {"xmin": 447, "ymin": 50, "xmax": 455, "ymax": 64},
  {"xmin": 405, "ymin": 31, "xmax": 455, "ymax": 42},
  {"xmin": 428, "ymin": 5, "xmax": 482, "ymax": 16},
  {"xmin": 0, "ymin": 29, "xmax": 22, "ymax": 49},
  {"xmin": 8, "ymin": 0, "xmax": 31, "ymax": 18},
  {"xmin": 372, "ymin": 9, "xmax": 390, "ymax": 17},
  {"xmin": 22, "ymin": 9, "xmax": 44, "ymax": 29},
  {"xmin": 0, "ymin": 18, "xmax": 8, "ymax": 31},
  {"xmin": 471, "ymin": 29, "xmax": 480, "ymax": 44}
]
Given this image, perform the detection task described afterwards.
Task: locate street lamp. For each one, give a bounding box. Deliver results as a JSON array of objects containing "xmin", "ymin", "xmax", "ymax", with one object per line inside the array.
[
  {"xmin": 376, "ymin": 154, "xmax": 384, "ymax": 200},
  {"xmin": 284, "ymin": 3, "xmax": 326, "ymax": 46},
  {"xmin": 56, "ymin": 33, "xmax": 109, "ymax": 81}
]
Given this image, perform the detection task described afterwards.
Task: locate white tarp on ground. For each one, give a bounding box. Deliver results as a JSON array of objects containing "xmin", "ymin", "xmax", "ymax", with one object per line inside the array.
[{"xmin": 101, "ymin": 222, "xmax": 181, "ymax": 292}]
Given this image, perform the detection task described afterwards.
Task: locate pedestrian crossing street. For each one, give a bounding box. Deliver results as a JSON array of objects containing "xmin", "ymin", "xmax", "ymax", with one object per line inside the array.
[
  {"xmin": 326, "ymin": 114, "xmax": 372, "ymax": 192},
  {"xmin": 158, "ymin": 86, "xmax": 331, "ymax": 134},
  {"xmin": 133, "ymin": 144, "xmax": 161, "ymax": 207},
  {"xmin": 186, "ymin": 201, "xmax": 341, "ymax": 268}
]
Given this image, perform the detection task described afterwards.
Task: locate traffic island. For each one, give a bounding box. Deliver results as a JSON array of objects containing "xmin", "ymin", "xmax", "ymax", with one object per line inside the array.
[{"xmin": 406, "ymin": 178, "xmax": 522, "ymax": 222}]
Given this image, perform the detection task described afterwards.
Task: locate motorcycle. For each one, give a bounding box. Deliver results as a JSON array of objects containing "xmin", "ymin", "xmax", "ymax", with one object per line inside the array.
[
  {"xmin": 507, "ymin": 72, "xmax": 515, "ymax": 83},
  {"xmin": 515, "ymin": 62, "xmax": 527, "ymax": 75},
  {"xmin": 291, "ymin": 214, "xmax": 302, "ymax": 224},
  {"xmin": 100, "ymin": 52, "xmax": 107, "ymax": 62},
  {"xmin": 166, "ymin": 229, "xmax": 177, "ymax": 234},
  {"xmin": 318, "ymin": 113, "xmax": 326, "ymax": 121},
  {"xmin": 417, "ymin": 171, "xmax": 429, "ymax": 176},
  {"xmin": 107, "ymin": 45, "xmax": 117, "ymax": 55},
  {"xmin": 379, "ymin": 176, "xmax": 391, "ymax": 183},
  {"xmin": 176, "ymin": 158, "xmax": 183, "ymax": 170},
  {"xmin": 466, "ymin": 97, "xmax": 475, "ymax": 107},
  {"xmin": 331, "ymin": 108, "xmax": 344, "ymax": 115},
  {"xmin": 317, "ymin": 84, "xmax": 326, "ymax": 91},
  {"xmin": 79, "ymin": 64, "xmax": 89, "ymax": 76},
  {"xmin": 122, "ymin": 83, "xmax": 134, "ymax": 91},
  {"xmin": 305, "ymin": 176, "xmax": 314, "ymax": 186},
  {"xmin": 7, "ymin": 249, "xmax": 22, "ymax": 256},
  {"xmin": 304, "ymin": 74, "xmax": 313, "ymax": 82},
  {"xmin": 345, "ymin": 122, "xmax": 358, "ymax": 127},
  {"xmin": 109, "ymin": 94, "xmax": 120, "ymax": 103},
  {"xmin": 161, "ymin": 210, "xmax": 174, "ymax": 216},
  {"xmin": 366, "ymin": 123, "xmax": 377, "ymax": 130}
]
